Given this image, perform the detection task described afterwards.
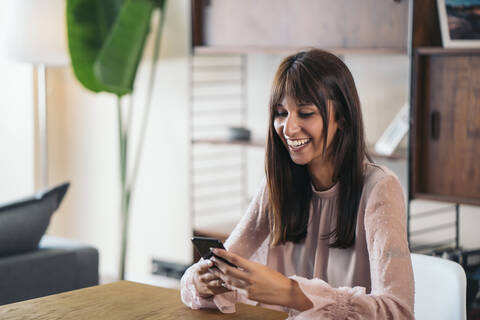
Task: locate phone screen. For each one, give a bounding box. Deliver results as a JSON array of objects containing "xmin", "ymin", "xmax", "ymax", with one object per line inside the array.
[{"xmin": 191, "ymin": 236, "xmax": 237, "ymax": 267}]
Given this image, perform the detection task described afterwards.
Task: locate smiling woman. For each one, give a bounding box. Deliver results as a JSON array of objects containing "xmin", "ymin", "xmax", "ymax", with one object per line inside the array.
[{"xmin": 180, "ymin": 49, "xmax": 414, "ymax": 319}]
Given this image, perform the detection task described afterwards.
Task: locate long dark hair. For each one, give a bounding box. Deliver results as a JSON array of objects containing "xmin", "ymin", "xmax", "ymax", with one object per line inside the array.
[{"xmin": 266, "ymin": 49, "xmax": 368, "ymax": 248}]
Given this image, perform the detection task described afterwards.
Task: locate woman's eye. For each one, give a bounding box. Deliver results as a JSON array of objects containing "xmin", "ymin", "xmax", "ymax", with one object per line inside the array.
[
  {"xmin": 274, "ymin": 110, "xmax": 288, "ymax": 117},
  {"xmin": 299, "ymin": 112, "xmax": 314, "ymax": 118}
]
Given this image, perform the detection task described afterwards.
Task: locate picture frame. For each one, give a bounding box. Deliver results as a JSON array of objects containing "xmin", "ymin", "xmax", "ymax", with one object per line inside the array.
[{"xmin": 437, "ymin": 0, "xmax": 480, "ymax": 48}]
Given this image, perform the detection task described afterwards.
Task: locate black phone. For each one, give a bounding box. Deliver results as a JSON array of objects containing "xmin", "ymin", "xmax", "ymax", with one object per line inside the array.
[{"xmin": 191, "ymin": 236, "xmax": 237, "ymax": 268}]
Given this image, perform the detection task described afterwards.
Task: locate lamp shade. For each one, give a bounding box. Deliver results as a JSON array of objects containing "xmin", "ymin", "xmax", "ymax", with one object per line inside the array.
[{"xmin": 0, "ymin": 0, "xmax": 69, "ymax": 66}]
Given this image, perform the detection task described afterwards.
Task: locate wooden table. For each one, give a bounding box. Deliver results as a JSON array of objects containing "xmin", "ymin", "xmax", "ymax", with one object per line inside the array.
[{"xmin": 0, "ymin": 280, "xmax": 287, "ymax": 319}]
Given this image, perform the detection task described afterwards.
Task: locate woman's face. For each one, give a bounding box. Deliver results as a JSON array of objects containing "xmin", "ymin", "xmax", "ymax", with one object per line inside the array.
[{"xmin": 273, "ymin": 95, "xmax": 339, "ymax": 167}]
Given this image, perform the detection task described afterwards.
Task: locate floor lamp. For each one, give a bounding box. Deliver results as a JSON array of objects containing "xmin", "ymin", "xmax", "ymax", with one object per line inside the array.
[{"xmin": 0, "ymin": 0, "xmax": 69, "ymax": 189}]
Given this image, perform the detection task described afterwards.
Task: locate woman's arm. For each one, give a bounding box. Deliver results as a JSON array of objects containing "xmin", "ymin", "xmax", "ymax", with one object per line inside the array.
[
  {"xmin": 180, "ymin": 180, "xmax": 270, "ymax": 312},
  {"xmin": 211, "ymin": 175, "xmax": 414, "ymax": 319}
]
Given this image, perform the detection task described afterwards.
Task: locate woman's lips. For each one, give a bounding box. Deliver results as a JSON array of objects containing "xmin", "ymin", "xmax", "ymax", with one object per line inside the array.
[{"xmin": 286, "ymin": 138, "xmax": 311, "ymax": 152}]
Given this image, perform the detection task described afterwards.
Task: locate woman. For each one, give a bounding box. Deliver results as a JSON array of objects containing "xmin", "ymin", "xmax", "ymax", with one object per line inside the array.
[{"xmin": 181, "ymin": 49, "xmax": 414, "ymax": 319}]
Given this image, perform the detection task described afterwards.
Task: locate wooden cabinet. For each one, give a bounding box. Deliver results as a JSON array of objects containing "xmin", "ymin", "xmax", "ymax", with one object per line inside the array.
[
  {"xmin": 411, "ymin": 48, "xmax": 480, "ymax": 205},
  {"xmin": 409, "ymin": 0, "xmax": 480, "ymax": 206}
]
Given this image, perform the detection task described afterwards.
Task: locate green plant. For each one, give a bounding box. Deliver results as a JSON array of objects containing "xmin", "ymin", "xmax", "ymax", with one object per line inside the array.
[{"xmin": 66, "ymin": 0, "xmax": 167, "ymax": 280}]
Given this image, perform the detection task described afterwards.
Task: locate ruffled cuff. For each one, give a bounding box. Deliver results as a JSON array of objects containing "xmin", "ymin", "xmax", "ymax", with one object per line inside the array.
[
  {"xmin": 180, "ymin": 263, "xmax": 217, "ymax": 310},
  {"xmin": 287, "ymin": 276, "xmax": 365, "ymax": 320},
  {"xmin": 213, "ymin": 291, "xmax": 237, "ymax": 313},
  {"xmin": 180, "ymin": 262, "xmax": 239, "ymax": 313}
]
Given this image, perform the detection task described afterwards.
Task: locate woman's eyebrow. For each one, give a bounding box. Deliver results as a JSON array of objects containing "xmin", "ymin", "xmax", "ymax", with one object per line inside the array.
[{"xmin": 297, "ymin": 103, "xmax": 314, "ymax": 108}]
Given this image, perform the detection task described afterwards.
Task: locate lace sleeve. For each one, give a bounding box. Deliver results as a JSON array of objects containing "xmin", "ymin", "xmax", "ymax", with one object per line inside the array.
[{"xmin": 288, "ymin": 175, "xmax": 414, "ymax": 319}]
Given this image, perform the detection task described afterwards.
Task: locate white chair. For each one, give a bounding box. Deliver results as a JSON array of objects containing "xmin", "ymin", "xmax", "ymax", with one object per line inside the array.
[{"xmin": 411, "ymin": 253, "xmax": 467, "ymax": 320}]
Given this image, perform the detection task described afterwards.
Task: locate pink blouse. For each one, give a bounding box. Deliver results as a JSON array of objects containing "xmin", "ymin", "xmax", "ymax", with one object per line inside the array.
[{"xmin": 181, "ymin": 163, "xmax": 414, "ymax": 319}]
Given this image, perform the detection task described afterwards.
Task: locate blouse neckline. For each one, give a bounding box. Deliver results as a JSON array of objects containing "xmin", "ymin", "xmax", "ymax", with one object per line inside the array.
[{"xmin": 311, "ymin": 180, "xmax": 339, "ymax": 199}]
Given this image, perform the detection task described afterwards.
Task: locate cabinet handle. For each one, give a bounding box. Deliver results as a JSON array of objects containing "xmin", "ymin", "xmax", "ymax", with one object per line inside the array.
[{"xmin": 430, "ymin": 110, "xmax": 440, "ymax": 140}]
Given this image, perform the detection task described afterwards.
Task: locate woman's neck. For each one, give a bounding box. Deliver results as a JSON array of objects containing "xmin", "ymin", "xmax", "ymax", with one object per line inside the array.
[{"xmin": 308, "ymin": 159, "xmax": 336, "ymax": 191}]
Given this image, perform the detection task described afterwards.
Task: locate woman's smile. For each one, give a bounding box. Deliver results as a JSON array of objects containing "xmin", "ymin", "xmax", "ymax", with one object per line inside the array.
[{"xmin": 286, "ymin": 138, "xmax": 311, "ymax": 151}]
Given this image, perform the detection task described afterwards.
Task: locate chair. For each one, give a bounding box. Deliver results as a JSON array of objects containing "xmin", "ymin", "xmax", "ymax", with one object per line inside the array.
[{"xmin": 411, "ymin": 253, "xmax": 467, "ymax": 320}]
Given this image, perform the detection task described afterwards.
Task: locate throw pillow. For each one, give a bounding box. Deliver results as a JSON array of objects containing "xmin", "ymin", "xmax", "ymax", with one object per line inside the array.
[{"xmin": 0, "ymin": 182, "xmax": 70, "ymax": 256}]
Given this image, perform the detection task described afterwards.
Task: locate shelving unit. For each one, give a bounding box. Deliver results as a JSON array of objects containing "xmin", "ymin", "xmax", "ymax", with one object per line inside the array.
[
  {"xmin": 189, "ymin": 53, "xmax": 250, "ymax": 246},
  {"xmin": 407, "ymin": 0, "xmax": 480, "ymax": 254}
]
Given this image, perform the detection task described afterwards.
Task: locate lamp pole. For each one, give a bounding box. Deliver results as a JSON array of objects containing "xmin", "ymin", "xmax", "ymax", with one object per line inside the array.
[{"xmin": 37, "ymin": 64, "xmax": 48, "ymax": 188}]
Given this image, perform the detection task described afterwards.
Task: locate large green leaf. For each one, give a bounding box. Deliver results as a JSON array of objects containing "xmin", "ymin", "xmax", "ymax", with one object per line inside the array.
[
  {"xmin": 94, "ymin": 0, "xmax": 156, "ymax": 96},
  {"xmin": 66, "ymin": 0, "xmax": 124, "ymax": 92}
]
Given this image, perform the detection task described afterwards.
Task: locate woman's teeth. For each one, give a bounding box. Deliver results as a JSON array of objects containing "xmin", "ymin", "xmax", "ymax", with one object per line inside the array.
[{"xmin": 287, "ymin": 138, "xmax": 310, "ymax": 147}]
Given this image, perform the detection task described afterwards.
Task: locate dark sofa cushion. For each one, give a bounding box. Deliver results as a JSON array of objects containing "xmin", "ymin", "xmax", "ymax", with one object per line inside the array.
[
  {"xmin": 0, "ymin": 182, "xmax": 69, "ymax": 256},
  {"xmin": 0, "ymin": 236, "xmax": 99, "ymax": 305}
]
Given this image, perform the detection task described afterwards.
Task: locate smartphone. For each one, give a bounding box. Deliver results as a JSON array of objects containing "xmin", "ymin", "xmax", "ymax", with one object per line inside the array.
[{"xmin": 191, "ymin": 236, "xmax": 237, "ymax": 268}]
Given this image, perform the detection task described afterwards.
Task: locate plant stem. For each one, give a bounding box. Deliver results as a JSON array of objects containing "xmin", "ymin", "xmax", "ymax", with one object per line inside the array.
[
  {"xmin": 118, "ymin": 3, "xmax": 167, "ymax": 281},
  {"xmin": 117, "ymin": 97, "xmax": 129, "ymax": 280},
  {"xmin": 128, "ymin": 5, "xmax": 167, "ymax": 194}
]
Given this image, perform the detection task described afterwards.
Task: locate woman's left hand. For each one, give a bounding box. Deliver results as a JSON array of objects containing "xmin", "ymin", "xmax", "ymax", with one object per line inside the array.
[{"xmin": 209, "ymin": 248, "xmax": 312, "ymax": 310}]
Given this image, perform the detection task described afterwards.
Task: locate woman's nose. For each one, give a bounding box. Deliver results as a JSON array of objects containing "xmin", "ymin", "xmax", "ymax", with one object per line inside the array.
[{"xmin": 283, "ymin": 115, "xmax": 300, "ymax": 137}]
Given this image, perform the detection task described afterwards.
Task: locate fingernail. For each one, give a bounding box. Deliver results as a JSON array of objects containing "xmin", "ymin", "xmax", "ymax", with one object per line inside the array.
[{"xmin": 210, "ymin": 247, "xmax": 218, "ymax": 254}]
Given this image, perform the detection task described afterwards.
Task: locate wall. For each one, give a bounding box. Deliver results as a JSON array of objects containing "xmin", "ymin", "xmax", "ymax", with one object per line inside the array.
[{"xmin": 0, "ymin": 58, "xmax": 34, "ymax": 203}]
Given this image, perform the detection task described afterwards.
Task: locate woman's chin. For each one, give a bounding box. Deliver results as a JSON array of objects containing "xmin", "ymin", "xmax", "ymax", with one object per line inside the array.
[{"xmin": 289, "ymin": 155, "xmax": 310, "ymax": 166}]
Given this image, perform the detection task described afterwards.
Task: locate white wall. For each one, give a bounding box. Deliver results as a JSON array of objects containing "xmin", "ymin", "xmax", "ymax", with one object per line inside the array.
[{"xmin": 0, "ymin": 58, "xmax": 34, "ymax": 202}]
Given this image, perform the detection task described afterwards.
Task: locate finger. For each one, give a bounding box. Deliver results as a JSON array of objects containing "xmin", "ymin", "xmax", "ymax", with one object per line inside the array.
[
  {"xmin": 206, "ymin": 279, "xmax": 223, "ymax": 288},
  {"xmin": 197, "ymin": 259, "xmax": 214, "ymax": 274},
  {"xmin": 199, "ymin": 272, "xmax": 219, "ymax": 283},
  {"xmin": 210, "ymin": 268, "xmax": 246, "ymax": 290},
  {"xmin": 211, "ymin": 248, "xmax": 250, "ymax": 270},
  {"xmin": 211, "ymin": 257, "xmax": 250, "ymax": 283}
]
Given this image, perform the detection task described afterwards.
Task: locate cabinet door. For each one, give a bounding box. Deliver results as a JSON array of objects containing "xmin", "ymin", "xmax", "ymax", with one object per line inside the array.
[
  {"xmin": 195, "ymin": 0, "xmax": 409, "ymax": 50},
  {"xmin": 412, "ymin": 52, "xmax": 480, "ymax": 205}
]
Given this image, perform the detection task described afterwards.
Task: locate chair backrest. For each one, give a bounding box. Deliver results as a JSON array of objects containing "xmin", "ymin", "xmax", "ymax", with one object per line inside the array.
[{"xmin": 411, "ymin": 253, "xmax": 467, "ymax": 320}]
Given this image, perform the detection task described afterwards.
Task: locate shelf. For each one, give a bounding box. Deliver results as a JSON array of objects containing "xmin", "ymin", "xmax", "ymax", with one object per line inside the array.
[
  {"xmin": 192, "ymin": 0, "xmax": 409, "ymax": 53},
  {"xmin": 194, "ymin": 221, "xmax": 238, "ymax": 242},
  {"xmin": 368, "ymin": 146, "xmax": 407, "ymax": 161},
  {"xmin": 194, "ymin": 46, "xmax": 407, "ymax": 56},
  {"xmin": 413, "ymin": 193, "xmax": 480, "ymax": 207},
  {"xmin": 415, "ymin": 47, "xmax": 480, "ymax": 55},
  {"xmin": 192, "ymin": 138, "xmax": 265, "ymax": 148}
]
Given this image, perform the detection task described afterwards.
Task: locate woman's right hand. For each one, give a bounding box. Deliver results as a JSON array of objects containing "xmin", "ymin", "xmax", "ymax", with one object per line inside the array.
[{"xmin": 193, "ymin": 259, "xmax": 231, "ymax": 298}]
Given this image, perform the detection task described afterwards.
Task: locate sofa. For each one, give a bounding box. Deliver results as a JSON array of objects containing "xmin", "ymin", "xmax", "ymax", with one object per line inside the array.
[
  {"xmin": 0, "ymin": 182, "xmax": 99, "ymax": 305},
  {"xmin": 0, "ymin": 235, "xmax": 99, "ymax": 305}
]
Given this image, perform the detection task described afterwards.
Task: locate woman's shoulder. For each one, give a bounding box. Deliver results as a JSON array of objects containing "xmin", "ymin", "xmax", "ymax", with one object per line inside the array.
[{"xmin": 362, "ymin": 162, "xmax": 403, "ymax": 199}]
